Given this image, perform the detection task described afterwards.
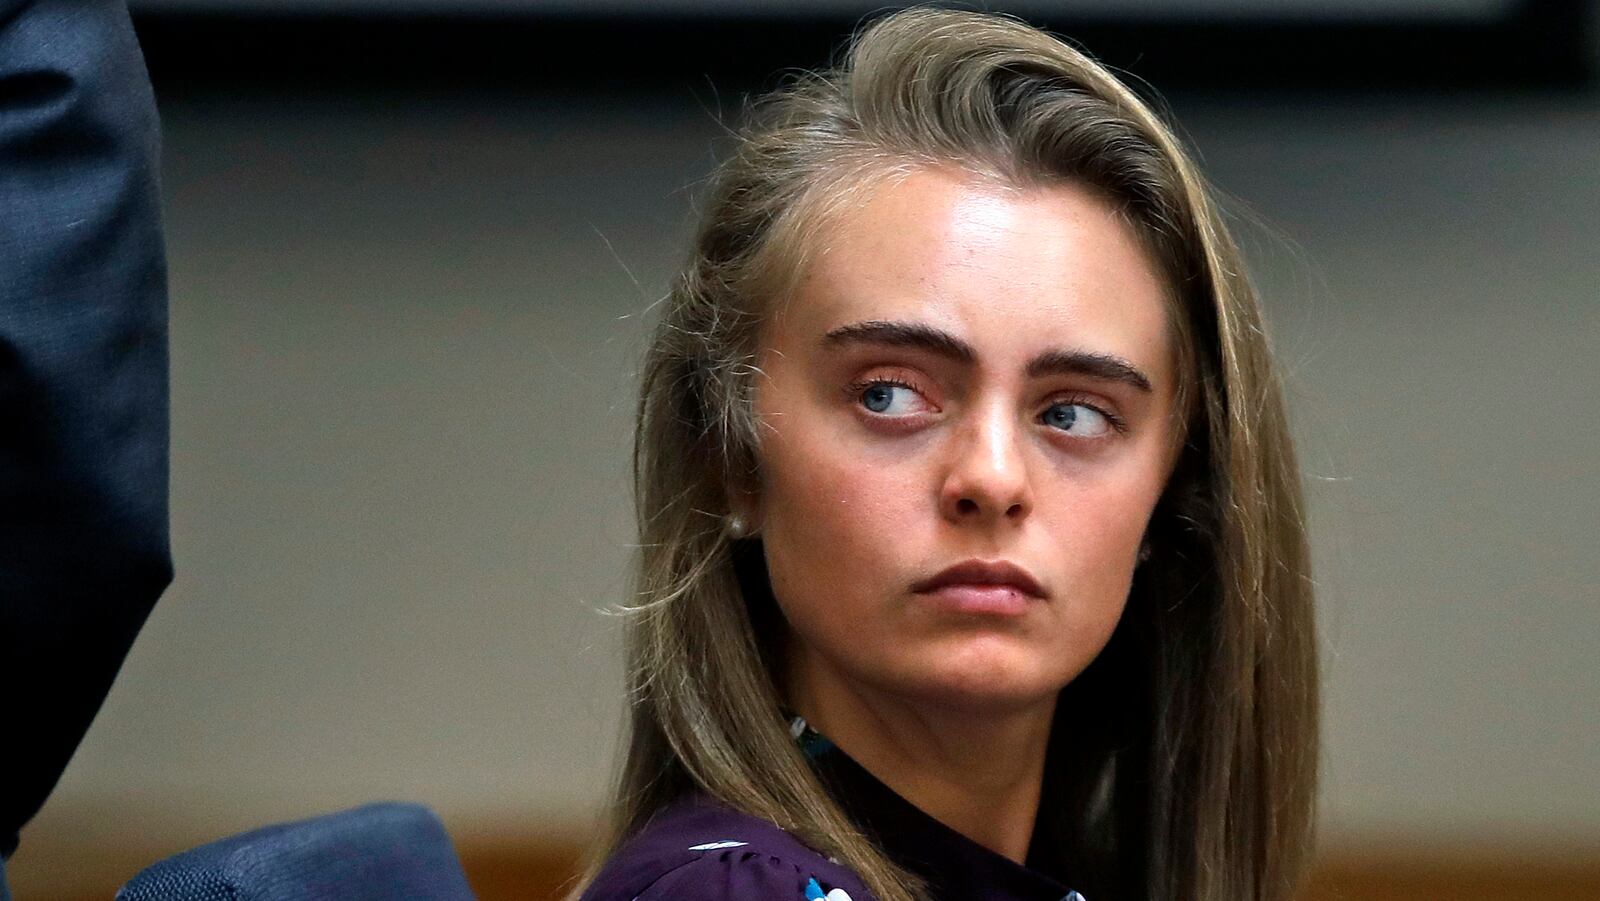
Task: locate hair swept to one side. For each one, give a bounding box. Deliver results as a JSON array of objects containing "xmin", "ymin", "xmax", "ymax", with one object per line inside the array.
[{"xmin": 568, "ymin": 8, "xmax": 1318, "ymax": 901}]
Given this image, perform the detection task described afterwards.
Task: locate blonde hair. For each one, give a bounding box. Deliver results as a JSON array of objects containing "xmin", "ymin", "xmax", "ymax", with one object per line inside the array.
[{"xmin": 571, "ymin": 8, "xmax": 1318, "ymax": 901}]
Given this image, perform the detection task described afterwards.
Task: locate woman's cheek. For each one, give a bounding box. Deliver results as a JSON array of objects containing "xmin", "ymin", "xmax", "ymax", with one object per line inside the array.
[{"xmin": 766, "ymin": 467, "xmax": 905, "ymax": 612}]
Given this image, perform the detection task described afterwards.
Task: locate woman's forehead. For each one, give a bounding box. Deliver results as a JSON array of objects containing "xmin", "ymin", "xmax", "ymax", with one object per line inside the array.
[{"xmin": 772, "ymin": 168, "xmax": 1174, "ymax": 380}]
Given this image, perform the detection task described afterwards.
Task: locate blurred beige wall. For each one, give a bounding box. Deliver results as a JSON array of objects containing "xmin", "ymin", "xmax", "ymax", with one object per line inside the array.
[{"xmin": 12, "ymin": 89, "xmax": 1600, "ymax": 888}]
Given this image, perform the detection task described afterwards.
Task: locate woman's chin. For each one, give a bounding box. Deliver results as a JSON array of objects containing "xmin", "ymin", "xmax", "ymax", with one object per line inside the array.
[{"xmin": 876, "ymin": 639, "xmax": 1078, "ymax": 715}]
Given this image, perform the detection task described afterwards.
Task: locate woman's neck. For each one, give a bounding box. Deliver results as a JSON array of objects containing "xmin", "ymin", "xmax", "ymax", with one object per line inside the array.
[{"xmin": 787, "ymin": 648, "xmax": 1057, "ymax": 865}]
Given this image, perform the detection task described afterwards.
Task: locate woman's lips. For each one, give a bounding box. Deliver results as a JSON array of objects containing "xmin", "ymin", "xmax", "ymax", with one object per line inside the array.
[
  {"xmin": 910, "ymin": 559, "xmax": 1047, "ymax": 615},
  {"xmin": 916, "ymin": 583, "xmax": 1035, "ymax": 616}
]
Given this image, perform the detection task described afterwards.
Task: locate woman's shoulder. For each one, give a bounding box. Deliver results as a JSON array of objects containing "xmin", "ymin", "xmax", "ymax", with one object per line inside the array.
[{"xmin": 579, "ymin": 792, "xmax": 873, "ymax": 901}]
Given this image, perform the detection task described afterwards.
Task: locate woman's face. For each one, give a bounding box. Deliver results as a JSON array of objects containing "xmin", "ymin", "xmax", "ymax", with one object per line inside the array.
[{"xmin": 747, "ymin": 166, "xmax": 1180, "ymax": 715}]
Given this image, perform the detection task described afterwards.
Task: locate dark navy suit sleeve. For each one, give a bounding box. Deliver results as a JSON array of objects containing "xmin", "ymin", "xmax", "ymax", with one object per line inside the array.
[{"xmin": 0, "ymin": 0, "xmax": 171, "ymax": 860}]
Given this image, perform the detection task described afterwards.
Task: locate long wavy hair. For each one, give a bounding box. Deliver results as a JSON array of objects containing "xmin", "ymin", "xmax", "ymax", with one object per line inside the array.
[{"xmin": 570, "ymin": 8, "xmax": 1318, "ymax": 901}]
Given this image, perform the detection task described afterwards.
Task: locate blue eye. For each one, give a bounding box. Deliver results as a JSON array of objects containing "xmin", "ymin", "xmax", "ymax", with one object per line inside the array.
[
  {"xmin": 1042, "ymin": 402, "xmax": 1112, "ymax": 437},
  {"xmin": 861, "ymin": 383, "xmax": 915, "ymax": 414}
]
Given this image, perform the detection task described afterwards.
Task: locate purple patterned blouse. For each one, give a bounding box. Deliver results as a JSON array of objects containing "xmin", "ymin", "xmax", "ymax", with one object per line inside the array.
[{"xmin": 580, "ymin": 717, "xmax": 1088, "ymax": 901}]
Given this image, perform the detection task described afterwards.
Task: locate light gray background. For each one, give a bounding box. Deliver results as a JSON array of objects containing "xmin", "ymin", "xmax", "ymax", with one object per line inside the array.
[{"xmin": 14, "ymin": 86, "xmax": 1600, "ymax": 884}]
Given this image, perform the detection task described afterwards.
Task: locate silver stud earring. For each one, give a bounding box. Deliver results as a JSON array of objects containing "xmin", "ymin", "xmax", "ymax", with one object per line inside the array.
[
  {"xmin": 1137, "ymin": 541, "xmax": 1152, "ymax": 564},
  {"xmin": 726, "ymin": 513, "xmax": 751, "ymax": 539}
]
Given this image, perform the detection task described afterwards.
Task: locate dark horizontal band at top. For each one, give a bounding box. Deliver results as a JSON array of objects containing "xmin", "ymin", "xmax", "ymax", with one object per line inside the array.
[{"xmin": 130, "ymin": 4, "xmax": 1595, "ymax": 96}]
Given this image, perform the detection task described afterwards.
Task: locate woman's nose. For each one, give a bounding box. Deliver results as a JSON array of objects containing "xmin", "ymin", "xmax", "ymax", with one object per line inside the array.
[{"xmin": 938, "ymin": 405, "xmax": 1033, "ymax": 525}]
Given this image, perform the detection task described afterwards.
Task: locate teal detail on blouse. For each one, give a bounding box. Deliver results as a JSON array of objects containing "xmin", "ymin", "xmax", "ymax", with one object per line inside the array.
[{"xmin": 805, "ymin": 877, "xmax": 853, "ymax": 900}]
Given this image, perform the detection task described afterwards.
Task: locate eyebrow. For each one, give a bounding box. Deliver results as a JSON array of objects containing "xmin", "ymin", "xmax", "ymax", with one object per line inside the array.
[{"xmin": 820, "ymin": 319, "xmax": 1153, "ymax": 393}]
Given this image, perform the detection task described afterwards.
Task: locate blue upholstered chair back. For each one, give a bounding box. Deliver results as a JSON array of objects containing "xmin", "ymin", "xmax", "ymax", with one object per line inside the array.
[{"xmin": 116, "ymin": 802, "xmax": 477, "ymax": 901}]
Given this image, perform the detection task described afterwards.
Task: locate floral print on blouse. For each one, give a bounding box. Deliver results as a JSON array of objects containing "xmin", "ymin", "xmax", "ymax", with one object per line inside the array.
[{"xmin": 580, "ymin": 715, "xmax": 1087, "ymax": 901}]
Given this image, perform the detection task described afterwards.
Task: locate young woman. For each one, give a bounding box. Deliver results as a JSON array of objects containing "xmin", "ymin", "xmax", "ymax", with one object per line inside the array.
[{"xmin": 574, "ymin": 8, "xmax": 1318, "ymax": 901}]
